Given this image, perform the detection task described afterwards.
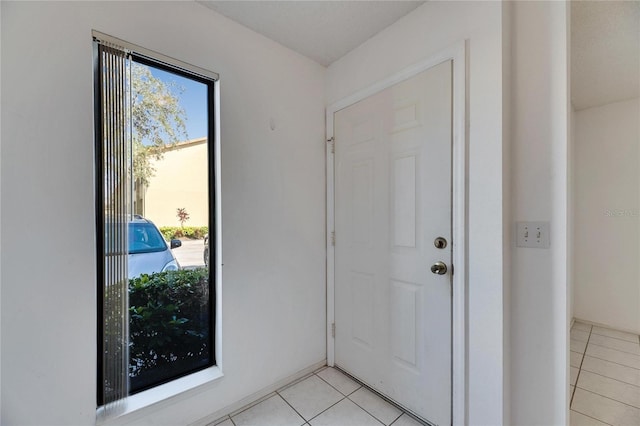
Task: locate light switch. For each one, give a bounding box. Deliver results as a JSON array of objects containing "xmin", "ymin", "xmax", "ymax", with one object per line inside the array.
[{"xmin": 516, "ymin": 222, "xmax": 550, "ymax": 248}]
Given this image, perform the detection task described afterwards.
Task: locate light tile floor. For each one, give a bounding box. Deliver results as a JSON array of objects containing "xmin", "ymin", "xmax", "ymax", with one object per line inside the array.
[
  {"xmin": 209, "ymin": 367, "xmax": 426, "ymax": 426},
  {"xmin": 570, "ymin": 321, "xmax": 640, "ymax": 425}
]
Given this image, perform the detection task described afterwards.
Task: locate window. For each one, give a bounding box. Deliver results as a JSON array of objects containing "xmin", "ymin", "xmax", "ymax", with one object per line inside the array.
[{"xmin": 93, "ymin": 32, "xmax": 219, "ymax": 410}]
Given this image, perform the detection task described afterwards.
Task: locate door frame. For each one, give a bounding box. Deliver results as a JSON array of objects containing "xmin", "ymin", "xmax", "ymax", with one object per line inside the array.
[{"xmin": 326, "ymin": 41, "xmax": 467, "ymax": 425}]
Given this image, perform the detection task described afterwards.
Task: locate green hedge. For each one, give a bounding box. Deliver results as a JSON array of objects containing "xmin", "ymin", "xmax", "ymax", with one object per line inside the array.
[
  {"xmin": 129, "ymin": 268, "xmax": 210, "ymax": 389},
  {"xmin": 160, "ymin": 226, "xmax": 208, "ymax": 240}
]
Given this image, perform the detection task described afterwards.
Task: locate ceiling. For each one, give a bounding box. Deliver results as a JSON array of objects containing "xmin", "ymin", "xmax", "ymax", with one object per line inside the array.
[
  {"xmin": 197, "ymin": 1, "xmax": 425, "ymax": 66},
  {"xmin": 571, "ymin": 1, "xmax": 640, "ymax": 110},
  {"xmin": 198, "ymin": 1, "xmax": 638, "ymax": 111}
]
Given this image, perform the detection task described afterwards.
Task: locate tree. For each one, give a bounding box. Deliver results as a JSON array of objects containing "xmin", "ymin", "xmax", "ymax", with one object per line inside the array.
[
  {"xmin": 131, "ymin": 62, "xmax": 188, "ymax": 186},
  {"xmin": 176, "ymin": 207, "xmax": 190, "ymax": 228}
]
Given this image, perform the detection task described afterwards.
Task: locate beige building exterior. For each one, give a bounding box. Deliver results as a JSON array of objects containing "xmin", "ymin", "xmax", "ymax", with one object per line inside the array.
[{"xmin": 139, "ymin": 137, "xmax": 209, "ymax": 227}]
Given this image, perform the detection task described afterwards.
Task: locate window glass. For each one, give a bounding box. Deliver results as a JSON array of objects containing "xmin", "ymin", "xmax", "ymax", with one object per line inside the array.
[{"xmin": 127, "ymin": 58, "xmax": 214, "ymax": 395}]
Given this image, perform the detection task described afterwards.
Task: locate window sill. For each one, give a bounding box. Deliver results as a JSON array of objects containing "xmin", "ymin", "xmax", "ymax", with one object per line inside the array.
[{"xmin": 97, "ymin": 366, "xmax": 223, "ymax": 424}]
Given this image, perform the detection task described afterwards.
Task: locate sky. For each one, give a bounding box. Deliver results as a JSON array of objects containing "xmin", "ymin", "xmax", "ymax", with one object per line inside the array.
[{"xmin": 148, "ymin": 65, "xmax": 208, "ymax": 141}]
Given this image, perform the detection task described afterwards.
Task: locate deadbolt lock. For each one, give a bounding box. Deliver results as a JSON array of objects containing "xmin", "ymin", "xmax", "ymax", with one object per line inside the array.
[{"xmin": 434, "ymin": 237, "xmax": 448, "ymax": 249}]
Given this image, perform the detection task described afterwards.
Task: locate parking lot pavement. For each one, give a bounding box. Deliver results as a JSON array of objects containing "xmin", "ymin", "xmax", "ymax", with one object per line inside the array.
[{"xmin": 173, "ymin": 239, "xmax": 206, "ymax": 269}]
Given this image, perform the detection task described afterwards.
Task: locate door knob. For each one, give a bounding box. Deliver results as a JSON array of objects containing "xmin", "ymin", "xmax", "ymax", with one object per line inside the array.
[{"xmin": 431, "ymin": 261, "xmax": 448, "ymax": 275}]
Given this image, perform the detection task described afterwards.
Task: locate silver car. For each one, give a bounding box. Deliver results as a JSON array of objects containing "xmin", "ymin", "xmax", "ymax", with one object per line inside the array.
[{"xmin": 127, "ymin": 217, "xmax": 182, "ymax": 279}]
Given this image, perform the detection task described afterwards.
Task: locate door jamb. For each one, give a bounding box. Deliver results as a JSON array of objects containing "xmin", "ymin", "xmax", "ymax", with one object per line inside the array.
[{"xmin": 325, "ymin": 41, "xmax": 467, "ymax": 426}]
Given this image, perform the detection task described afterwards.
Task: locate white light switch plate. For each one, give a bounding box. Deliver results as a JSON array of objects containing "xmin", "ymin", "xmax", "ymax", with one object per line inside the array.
[{"xmin": 516, "ymin": 222, "xmax": 550, "ymax": 248}]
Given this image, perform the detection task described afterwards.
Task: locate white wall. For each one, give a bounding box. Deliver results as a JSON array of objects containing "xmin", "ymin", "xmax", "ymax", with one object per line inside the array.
[
  {"xmin": 573, "ymin": 97, "xmax": 640, "ymax": 334},
  {"xmin": 569, "ymin": 104, "xmax": 576, "ymax": 324},
  {"xmin": 509, "ymin": 2, "xmax": 569, "ymax": 425},
  {"xmin": 0, "ymin": 0, "xmax": 3, "ymax": 416},
  {"xmin": 0, "ymin": 2, "xmax": 326, "ymax": 425},
  {"xmin": 501, "ymin": 3, "xmax": 513, "ymax": 422},
  {"xmin": 326, "ymin": 2, "xmax": 509, "ymax": 424}
]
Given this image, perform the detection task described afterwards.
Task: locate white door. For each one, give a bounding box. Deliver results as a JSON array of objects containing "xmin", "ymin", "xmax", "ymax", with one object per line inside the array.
[{"xmin": 334, "ymin": 60, "xmax": 452, "ymax": 425}]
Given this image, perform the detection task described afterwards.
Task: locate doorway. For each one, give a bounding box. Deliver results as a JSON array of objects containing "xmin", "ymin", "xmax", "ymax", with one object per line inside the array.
[
  {"xmin": 326, "ymin": 45, "xmax": 467, "ymax": 426},
  {"xmin": 569, "ymin": 1, "xmax": 640, "ymax": 422}
]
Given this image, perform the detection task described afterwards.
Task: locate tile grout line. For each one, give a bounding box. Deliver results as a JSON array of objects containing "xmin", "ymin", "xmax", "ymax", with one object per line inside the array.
[
  {"xmin": 209, "ymin": 415, "xmax": 232, "ymax": 426},
  {"xmin": 577, "ymin": 336, "xmax": 640, "ymax": 410},
  {"xmin": 593, "ymin": 335, "xmax": 640, "ymax": 345},
  {"xmin": 277, "ymin": 372, "xmax": 317, "ymax": 393},
  {"xmin": 574, "ymin": 322, "xmax": 638, "ymax": 338},
  {"xmin": 214, "ymin": 415, "xmax": 235, "ymax": 426},
  {"xmin": 579, "ymin": 367, "xmax": 640, "ymax": 390},
  {"xmin": 590, "ymin": 330, "xmax": 640, "ymax": 345},
  {"xmin": 227, "ymin": 392, "xmax": 279, "ymax": 419},
  {"xmin": 572, "ymin": 325, "xmax": 620, "ymax": 425},
  {"xmin": 574, "ymin": 385, "xmax": 640, "ymax": 411},
  {"xmin": 333, "ymin": 366, "xmax": 430, "ymax": 425},
  {"xmin": 264, "ymin": 369, "xmax": 341, "ymax": 424},
  {"xmin": 587, "ymin": 341, "xmax": 640, "ymax": 358},
  {"xmin": 314, "ymin": 370, "xmax": 362, "ymax": 397},
  {"xmin": 571, "ymin": 325, "xmax": 591, "ymax": 407},
  {"xmin": 570, "ymin": 409, "xmax": 614, "ymax": 426},
  {"xmin": 312, "ymin": 369, "xmax": 412, "ymax": 425},
  {"xmin": 587, "ymin": 340, "xmax": 640, "ymax": 356},
  {"xmin": 225, "ymin": 367, "xmax": 429, "ymax": 426},
  {"xmin": 388, "ymin": 412, "xmax": 406, "ymax": 426},
  {"xmin": 344, "ymin": 392, "xmax": 396, "ymax": 426},
  {"xmin": 301, "ymin": 394, "xmax": 348, "ymax": 425},
  {"xmin": 277, "ymin": 371, "xmax": 370, "ymax": 426},
  {"xmin": 583, "ymin": 353, "xmax": 640, "ymax": 372},
  {"xmin": 276, "ymin": 391, "xmax": 324, "ymax": 426},
  {"xmin": 389, "ymin": 413, "xmax": 404, "ymax": 425},
  {"xmin": 389, "ymin": 414, "xmax": 404, "ymax": 426},
  {"xmin": 289, "ymin": 374, "xmax": 386, "ymax": 426}
]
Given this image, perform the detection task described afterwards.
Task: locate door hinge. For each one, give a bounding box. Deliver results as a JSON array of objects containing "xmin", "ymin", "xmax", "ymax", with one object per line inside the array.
[
  {"xmin": 327, "ymin": 137, "xmax": 335, "ymax": 154},
  {"xmin": 331, "ymin": 323, "xmax": 336, "ymax": 338},
  {"xmin": 331, "ymin": 231, "xmax": 335, "ymax": 246}
]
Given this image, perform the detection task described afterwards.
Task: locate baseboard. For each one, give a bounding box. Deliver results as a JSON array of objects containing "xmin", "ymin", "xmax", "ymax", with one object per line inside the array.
[{"xmin": 190, "ymin": 359, "xmax": 327, "ymax": 426}]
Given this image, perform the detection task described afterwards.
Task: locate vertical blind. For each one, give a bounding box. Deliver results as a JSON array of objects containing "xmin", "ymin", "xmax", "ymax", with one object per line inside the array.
[{"xmin": 96, "ymin": 39, "xmax": 131, "ymax": 414}]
